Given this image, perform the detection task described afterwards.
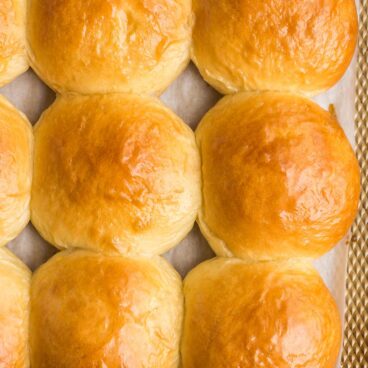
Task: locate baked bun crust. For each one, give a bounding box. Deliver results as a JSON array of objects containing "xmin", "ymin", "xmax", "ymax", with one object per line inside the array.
[
  {"xmin": 31, "ymin": 94, "xmax": 200, "ymax": 256},
  {"xmin": 27, "ymin": 0, "xmax": 192, "ymax": 95},
  {"xmin": 30, "ymin": 250, "xmax": 183, "ymax": 368},
  {"xmin": 0, "ymin": 0, "xmax": 28, "ymax": 86},
  {"xmin": 0, "ymin": 247, "xmax": 31, "ymax": 367},
  {"xmin": 192, "ymin": 0, "xmax": 358, "ymax": 95},
  {"xmin": 182, "ymin": 258, "xmax": 341, "ymax": 368},
  {"xmin": 197, "ymin": 92, "xmax": 360, "ymax": 260},
  {"xmin": 0, "ymin": 95, "xmax": 33, "ymax": 246}
]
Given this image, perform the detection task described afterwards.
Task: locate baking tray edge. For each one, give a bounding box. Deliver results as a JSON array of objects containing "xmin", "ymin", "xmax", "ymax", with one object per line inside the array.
[{"xmin": 341, "ymin": 1, "xmax": 368, "ymax": 367}]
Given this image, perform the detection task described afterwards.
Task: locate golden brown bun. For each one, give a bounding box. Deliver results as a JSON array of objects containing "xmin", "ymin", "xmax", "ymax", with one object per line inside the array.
[
  {"xmin": 30, "ymin": 250, "xmax": 183, "ymax": 368},
  {"xmin": 0, "ymin": 0, "xmax": 28, "ymax": 86},
  {"xmin": 192, "ymin": 0, "xmax": 358, "ymax": 95},
  {"xmin": 0, "ymin": 247, "xmax": 31, "ymax": 367},
  {"xmin": 31, "ymin": 93, "xmax": 200, "ymax": 256},
  {"xmin": 182, "ymin": 257, "xmax": 341, "ymax": 368},
  {"xmin": 197, "ymin": 92, "xmax": 360, "ymax": 260},
  {"xmin": 0, "ymin": 95, "xmax": 33, "ymax": 246},
  {"xmin": 27, "ymin": 0, "xmax": 192, "ymax": 95}
]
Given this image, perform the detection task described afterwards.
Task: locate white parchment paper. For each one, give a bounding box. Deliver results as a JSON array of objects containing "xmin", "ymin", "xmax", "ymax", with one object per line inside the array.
[{"xmin": 0, "ymin": 3, "xmax": 359, "ymax": 365}]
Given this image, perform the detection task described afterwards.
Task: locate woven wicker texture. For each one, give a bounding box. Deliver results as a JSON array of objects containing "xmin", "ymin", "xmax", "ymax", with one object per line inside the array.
[{"xmin": 341, "ymin": 1, "xmax": 368, "ymax": 367}]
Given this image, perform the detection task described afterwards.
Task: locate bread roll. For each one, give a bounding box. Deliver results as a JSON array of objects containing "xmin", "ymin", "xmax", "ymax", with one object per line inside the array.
[
  {"xmin": 0, "ymin": 247, "xmax": 31, "ymax": 367},
  {"xmin": 192, "ymin": 0, "xmax": 358, "ymax": 95},
  {"xmin": 27, "ymin": 0, "xmax": 192, "ymax": 95},
  {"xmin": 182, "ymin": 257, "xmax": 341, "ymax": 368},
  {"xmin": 197, "ymin": 92, "xmax": 360, "ymax": 260},
  {"xmin": 30, "ymin": 250, "xmax": 183, "ymax": 368},
  {"xmin": 31, "ymin": 93, "xmax": 200, "ymax": 255},
  {"xmin": 0, "ymin": 0, "xmax": 28, "ymax": 86},
  {"xmin": 0, "ymin": 95, "xmax": 33, "ymax": 246}
]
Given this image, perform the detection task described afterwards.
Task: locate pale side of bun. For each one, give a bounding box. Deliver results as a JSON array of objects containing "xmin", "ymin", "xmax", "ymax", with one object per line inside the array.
[
  {"xmin": 0, "ymin": 247, "xmax": 31, "ymax": 368},
  {"xmin": 0, "ymin": 0, "xmax": 28, "ymax": 86},
  {"xmin": 182, "ymin": 257, "xmax": 341, "ymax": 368},
  {"xmin": 31, "ymin": 93, "xmax": 200, "ymax": 256},
  {"xmin": 27, "ymin": 0, "xmax": 192, "ymax": 95},
  {"xmin": 30, "ymin": 250, "xmax": 183, "ymax": 368},
  {"xmin": 0, "ymin": 95, "xmax": 33, "ymax": 246},
  {"xmin": 197, "ymin": 92, "xmax": 360, "ymax": 261},
  {"xmin": 192, "ymin": 0, "xmax": 358, "ymax": 95}
]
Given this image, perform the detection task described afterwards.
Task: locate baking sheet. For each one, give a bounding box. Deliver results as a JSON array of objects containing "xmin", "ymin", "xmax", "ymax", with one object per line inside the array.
[
  {"xmin": 341, "ymin": 0, "xmax": 368, "ymax": 366},
  {"xmin": 0, "ymin": 2, "xmax": 360, "ymax": 366}
]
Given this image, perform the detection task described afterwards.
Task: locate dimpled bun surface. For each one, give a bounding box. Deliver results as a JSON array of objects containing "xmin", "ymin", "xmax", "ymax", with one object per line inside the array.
[
  {"xmin": 31, "ymin": 93, "xmax": 200, "ymax": 256},
  {"xmin": 0, "ymin": 0, "xmax": 28, "ymax": 86},
  {"xmin": 27, "ymin": 0, "xmax": 192, "ymax": 95},
  {"xmin": 0, "ymin": 95, "xmax": 33, "ymax": 246},
  {"xmin": 0, "ymin": 247, "xmax": 31, "ymax": 367},
  {"xmin": 192, "ymin": 0, "xmax": 358, "ymax": 95},
  {"xmin": 182, "ymin": 257, "xmax": 342, "ymax": 368},
  {"xmin": 30, "ymin": 250, "xmax": 183, "ymax": 368},
  {"xmin": 197, "ymin": 92, "xmax": 360, "ymax": 261}
]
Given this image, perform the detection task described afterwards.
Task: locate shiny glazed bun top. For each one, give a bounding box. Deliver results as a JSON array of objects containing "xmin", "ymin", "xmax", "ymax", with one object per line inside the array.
[
  {"xmin": 192, "ymin": 0, "xmax": 358, "ymax": 95},
  {"xmin": 31, "ymin": 93, "xmax": 200, "ymax": 256},
  {"xmin": 0, "ymin": 247, "xmax": 31, "ymax": 368},
  {"xmin": 27, "ymin": 0, "xmax": 192, "ymax": 95},
  {"xmin": 0, "ymin": 95, "xmax": 33, "ymax": 247},
  {"xmin": 0, "ymin": 0, "xmax": 28, "ymax": 86},
  {"xmin": 197, "ymin": 92, "xmax": 360, "ymax": 261},
  {"xmin": 182, "ymin": 258, "xmax": 341, "ymax": 368},
  {"xmin": 30, "ymin": 250, "xmax": 183, "ymax": 368}
]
